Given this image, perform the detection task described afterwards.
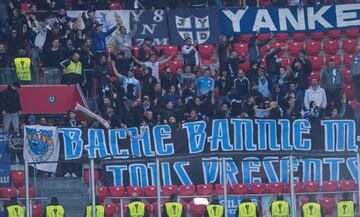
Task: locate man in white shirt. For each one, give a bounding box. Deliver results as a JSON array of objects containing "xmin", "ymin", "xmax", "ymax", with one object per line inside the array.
[
  {"xmin": 304, "ymin": 78, "xmax": 327, "ymax": 110},
  {"xmin": 133, "ymin": 54, "xmax": 173, "ymax": 81},
  {"xmin": 181, "ymin": 37, "xmax": 199, "ymax": 68}
]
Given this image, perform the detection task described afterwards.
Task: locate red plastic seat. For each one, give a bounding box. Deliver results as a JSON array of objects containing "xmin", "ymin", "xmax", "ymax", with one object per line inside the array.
[
  {"xmin": 275, "ymin": 33, "xmax": 290, "ymax": 42},
  {"xmin": 239, "ymin": 61, "xmax": 250, "ymax": 72},
  {"xmin": 250, "ymin": 183, "xmax": 267, "ymax": 194},
  {"xmin": 109, "ymin": 2, "xmax": 122, "ymax": 10},
  {"xmin": 0, "ymin": 187, "xmax": 17, "ymax": 198},
  {"xmin": 32, "ymin": 204, "xmax": 43, "ymax": 217},
  {"xmin": 322, "ymin": 181, "xmax": 338, "ymax": 192},
  {"xmin": 84, "ymin": 169, "xmax": 101, "ymax": 184},
  {"xmin": 308, "ymin": 71, "xmax": 321, "ymax": 82},
  {"xmin": 97, "ymin": 186, "xmax": 108, "ymax": 203},
  {"xmin": 279, "ymin": 57, "xmax": 289, "ymax": 68},
  {"xmin": 126, "ymin": 186, "xmax": 143, "ymax": 196},
  {"xmin": 152, "ymin": 202, "xmax": 165, "ymax": 216},
  {"xmin": 11, "ymin": 170, "xmax": 25, "ymax": 187},
  {"xmin": 309, "ymin": 56, "xmax": 324, "ymax": 71},
  {"xmin": 132, "ymin": 46, "xmax": 140, "ymax": 58},
  {"xmin": 214, "ymin": 184, "xmax": 233, "ymax": 195},
  {"xmin": 161, "ymin": 185, "xmax": 178, "ymax": 196},
  {"xmin": 292, "ymin": 33, "xmax": 307, "ymax": 42},
  {"xmin": 287, "ymin": 41, "xmax": 303, "ymax": 56},
  {"xmin": 258, "ymin": 33, "xmax": 270, "ymax": 41},
  {"xmin": 268, "ymin": 182, "xmax": 284, "ymax": 194},
  {"xmin": 343, "ymin": 85, "xmax": 356, "ymax": 99},
  {"xmin": 305, "ymin": 41, "xmax": 321, "ymax": 56},
  {"xmin": 232, "ymin": 184, "xmax": 249, "ymax": 195},
  {"xmin": 234, "ymin": 43, "xmax": 248, "ymax": 55},
  {"xmin": 198, "ymin": 44, "xmax": 214, "ymax": 59},
  {"xmin": 285, "ymin": 182, "xmax": 302, "ymax": 193},
  {"xmin": 168, "ymin": 60, "xmax": 183, "ymax": 74},
  {"xmin": 303, "ymin": 181, "xmax": 320, "ymax": 193},
  {"xmin": 163, "ymin": 45, "xmax": 179, "ymax": 58},
  {"xmin": 240, "ymin": 34, "xmax": 253, "ymax": 43},
  {"xmin": 342, "ymin": 39, "xmax": 358, "ymax": 54},
  {"xmin": 328, "ymin": 29, "xmax": 342, "ymax": 39},
  {"xmin": 339, "ymin": 180, "xmax": 356, "ymax": 191},
  {"xmin": 21, "ymin": 2, "xmax": 31, "ymax": 12},
  {"xmin": 18, "ymin": 186, "xmax": 36, "ymax": 198},
  {"xmin": 178, "ymin": 185, "xmax": 196, "ymax": 201},
  {"xmin": 343, "ymin": 54, "xmax": 354, "ymax": 69},
  {"xmin": 324, "ymin": 40, "xmax": 339, "ymax": 55},
  {"xmin": 341, "ymin": 69, "xmax": 352, "ymax": 84},
  {"xmin": 349, "ymin": 100, "xmax": 359, "ymax": 111},
  {"xmin": 189, "ymin": 202, "xmax": 206, "ymax": 217},
  {"xmin": 309, "ymin": 31, "xmax": 325, "ymax": 41},
  {"xmin": 345, "ymin": 28, "xmax": 359, "ymax": 39},
  {"xmin": 270, "ymin": 42, "xmax": 285, "ymax": 56},
  {"xmin": 319, "ymin": 197, "xmax": 336, "ymax": 214},
  {"xmin": 196, "ymin": 184, "xmax": 213, "ymax": 196},
  {"xmin": 326, "ymin": 55, "xmax": 341, "ymax": 68},
  {"xmin": 109, "ymin": 186, "xmax": 126, "ymax": 198},
  {"xmin": 106, "ymin": 203, "xmax": 117, "ymax": 217}
]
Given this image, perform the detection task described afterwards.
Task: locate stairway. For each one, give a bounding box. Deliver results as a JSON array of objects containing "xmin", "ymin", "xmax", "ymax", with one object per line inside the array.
[{"xmin": 33, "ymin": 177, "xmax": 89, "ymax": 217}]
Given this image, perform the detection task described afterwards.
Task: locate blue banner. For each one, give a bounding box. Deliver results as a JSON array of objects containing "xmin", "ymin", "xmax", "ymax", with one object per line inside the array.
[
  {"xmin": 220, "ymin": 3, "xmax": 360, "ymax": 35},
  {"xmin": 131, "ymin": 9, "xmax": 170, "ymax": 46},
  {"xmin": 58, "ymin": 119, "xmax": 360, "ymax": 186},
  {"xmin": 0, "ymin": 132, "xmax": 11, "ymax": 187},
  {"xmin": 167, "ymin": 8, "xmax": 221, "ymax": 45}
]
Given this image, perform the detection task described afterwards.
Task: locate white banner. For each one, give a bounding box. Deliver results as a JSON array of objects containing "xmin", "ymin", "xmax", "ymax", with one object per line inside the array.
[
  {"xmin": 67, "ymin": 10, "xmax": 132, "ymax": 47},
  {"xmin": 23, "ymin": 125, "xmax": 60, "ymax": 173}
]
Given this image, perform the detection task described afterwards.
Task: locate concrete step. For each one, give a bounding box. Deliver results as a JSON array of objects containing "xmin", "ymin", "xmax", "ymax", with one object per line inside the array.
[{"xmin": 31, "ymin": 177, "xmax": 89, "ymax": 217}]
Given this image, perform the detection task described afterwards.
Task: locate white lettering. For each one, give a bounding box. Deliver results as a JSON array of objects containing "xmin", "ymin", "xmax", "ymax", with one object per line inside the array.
[
  {"xmin": 279, "ymin": 8, "xmax": 306, "ymax": 31},
  {"xmin": 253, "ymin": 9, "xmax": 277, "ymax": 32},
  {"xmin": 222, "ymin": 10, "xmax": 247, "ymax": 32},
  {"xmin": 336, "ymin": 4, "xmax": 360, "ymax": 27},
  {"xmin": 307, "ymin": 6, "xmax": 333, "ymax": 29}
]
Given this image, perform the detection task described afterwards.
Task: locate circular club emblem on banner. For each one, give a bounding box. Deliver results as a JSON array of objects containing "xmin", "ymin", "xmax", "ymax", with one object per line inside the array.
[
  {"xmin": 48, "ymin": 96, "xmax": 56, "ymax": 104},
  {"xmin": 26, "ymin": 132, "xmax": 54, "ymax": 161}
]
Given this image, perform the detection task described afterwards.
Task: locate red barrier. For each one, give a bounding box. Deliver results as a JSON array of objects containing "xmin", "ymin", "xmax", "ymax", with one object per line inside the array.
[{"xmin": 0, "ymin": 85, "xmax": 87, "ymax": 114}]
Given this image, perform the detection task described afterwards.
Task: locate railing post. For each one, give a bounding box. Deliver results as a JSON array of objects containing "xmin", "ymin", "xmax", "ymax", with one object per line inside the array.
[
  {"xmin": 357, "ymin": 153, "xmax": 360, "ymax": 213},
  {"xmin": 156, "ymin": 158, "xmax": 161, "ymax": 217},
  {"xmin": 90, "ymin": 158, "xmax": 96, "ymax": 217},
  {"xmin": 222, "ymin": 158, "xmax": 228, "ymax": 217},
  {"xmin": 24, "ymin": 160, "xmax": 30, "ymax": 217},
  {"xmin": 290, "ymin": 155, "xmax": 296, "ymax": 217}
]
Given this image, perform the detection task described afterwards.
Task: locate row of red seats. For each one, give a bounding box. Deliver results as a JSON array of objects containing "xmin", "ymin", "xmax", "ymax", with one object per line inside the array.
[
  {"xmin": 97, "ymin": 180, "xmax": 356, "ymax": 203},
  {"xmin": 240, "ymin": 28, "xmax": 359, "ymax": 44},
  {"xmin": 238, "ymin": 53, "xmax": 356, "ymax": 72},
  {"xmin": 0, "ymin": 186, "xmax": 36, "ymax": 198},
  {"xmin": 234, "ymin": 39, "xmax": 357, "ymax": 57}
]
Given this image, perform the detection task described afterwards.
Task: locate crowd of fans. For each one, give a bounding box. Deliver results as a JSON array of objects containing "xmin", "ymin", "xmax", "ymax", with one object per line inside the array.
[{"xmin": 0, "ymin": 0, "xmax": 359, "ymax": 137}]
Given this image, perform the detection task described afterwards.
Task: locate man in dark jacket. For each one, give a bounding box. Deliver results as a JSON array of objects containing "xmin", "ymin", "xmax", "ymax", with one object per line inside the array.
[
  {"xmin": 265, "ymin": 47, "xmax": 282, "ymax": 83},
  {"xmin": 248, "ymin": 32, "xmax": 272, "ymax": 63},
  {"xmin": 320, "ymin": 59, "xmax": 344, "ymax": 110},
  {"xmin": 1, "ymin": 82, "xmax": 21, "ymax": 132}
]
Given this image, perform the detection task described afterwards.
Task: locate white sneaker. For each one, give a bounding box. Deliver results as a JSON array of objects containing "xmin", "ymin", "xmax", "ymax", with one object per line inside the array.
[
  {"xmin": 71, "ymin": 172, "xmax": 77, "ymax": 178},
  {"xmin": 64, "ymin": 172, "xmax": 71, "ymax": 177}
]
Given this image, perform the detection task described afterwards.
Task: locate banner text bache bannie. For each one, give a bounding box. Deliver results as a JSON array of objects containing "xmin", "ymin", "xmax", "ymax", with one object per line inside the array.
[{"xmin": 59, "ymin": 119, "xmax": 359, "ymax": 186}]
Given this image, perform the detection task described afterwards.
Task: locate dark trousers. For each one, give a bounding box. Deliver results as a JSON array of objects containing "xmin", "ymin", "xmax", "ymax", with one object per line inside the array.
[
  {"xmin": 325, "ymin": 88, "xmax": 341, "ymax": 110},
  {"xmin": 353, "ymin": 75, "xmax": 360, "ymax": 102}
]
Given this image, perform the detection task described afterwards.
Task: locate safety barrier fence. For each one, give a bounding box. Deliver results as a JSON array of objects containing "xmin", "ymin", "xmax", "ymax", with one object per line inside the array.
[{"xmin": 23, "ymin": 152, "xmax": 360, "ymax": 217}]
